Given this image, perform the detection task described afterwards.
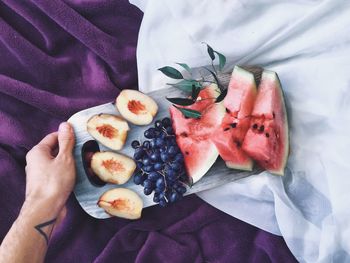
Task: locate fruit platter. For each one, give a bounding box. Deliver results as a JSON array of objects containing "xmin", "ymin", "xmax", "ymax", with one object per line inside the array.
[{"xmin": 69, "ymin": 46, "xmax": 289, "ymax": 219}]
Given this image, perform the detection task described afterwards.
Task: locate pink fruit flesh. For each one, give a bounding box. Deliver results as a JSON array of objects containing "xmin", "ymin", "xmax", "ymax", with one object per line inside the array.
[
  {"xmin": 96, "ymin": 124, "xmax": 117, "ymax": 139},
  {"xmin": 102, "ymin": 159, "xmax": 125, "ymax": 173},
  {"xmin": 212, "ymin": 115, "xmax": 252, "ymax": 168},
  {"xmin": 128, "ymin": 100, "xmax": 146, "ymax": 114},
  {"xmin": 176, "ymin": 136, "xmax": 215, "ymax": 181},
  {"xmin": 224, "ymin": 73, "xmax": 257, "ymax": 118},
  {"xmin": 111, "ymin": 199, "xmax": 131, "ymax": 211},
  {"xmin": 170, "ymin": 89, "xmax": 218, "ymax": 138},
  {"xmin": 242, "ymin": 71, "xmax": 288, "ymax": 175}
]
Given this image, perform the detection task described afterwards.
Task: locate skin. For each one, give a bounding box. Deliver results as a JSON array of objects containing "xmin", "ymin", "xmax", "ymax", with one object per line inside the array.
[{"xmin": 0, "ymin": 122, "xmax": 76, "ymax": 263}]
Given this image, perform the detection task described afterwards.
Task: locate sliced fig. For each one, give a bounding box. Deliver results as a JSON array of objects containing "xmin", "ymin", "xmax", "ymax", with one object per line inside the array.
[
  {"xmin": 81, "ymin": 140, "xmax": 105, "ymax": 186},
  {"xmin": 116, "ymin": 89, "xmax": 158, "ymax": 125},
  {"xmin": 97, "ymin": 188, "xmax": 143, "ymax": 219},
  {"xmin": 91, "ymin": 151, "xmax": 136, "ymax": 185},
  {"xmin": 87, "ymin": 113, "xmax": 129, "ymax": 151}
]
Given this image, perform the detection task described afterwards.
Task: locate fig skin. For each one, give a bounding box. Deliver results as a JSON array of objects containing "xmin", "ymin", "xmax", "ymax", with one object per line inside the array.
[{"xmin": 81, "ymin": 140, "xmax": 105, "ymax": 187}]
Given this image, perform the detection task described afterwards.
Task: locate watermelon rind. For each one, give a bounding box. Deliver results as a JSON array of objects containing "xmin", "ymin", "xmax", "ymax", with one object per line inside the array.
[
  {"xmin": 234, "ymin": 65, "xmax": 256, "ymax": 83},
  {"xmin": 191, "ymin": 141, "xmax": 221, "ymax": 183},
  {"xmin": 226, "ymin": 160, "xmax": 253, "ymax": 171},
  {"xmin": 264, "ymin": 70, "xmax": 289, "ymax": 175}
]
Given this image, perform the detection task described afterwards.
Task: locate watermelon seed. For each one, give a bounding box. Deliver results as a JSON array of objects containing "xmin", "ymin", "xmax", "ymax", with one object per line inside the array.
[
  {"xmin": 252, "ymin": 124, "xmax": 258, "ymax": 129},
  {"xmin": 185, "ymin": 151, "xmax": 189, "ymax": 155},
  {"xmin": 230, "ymin": 123, "xmax": 237, "ymax": 128},
  {"xmin": 180, "ymin": 132, "xmax": 188, "ymax": 137},
  {"xmin": 265, "ymin": 133, "xmax": 270, "ymax": 138},
  {"xmin": 234, "ymin": 140, "xmax": 241, "ymax": 148},
  {"xmin": 259, "ymin": 125, "xmax": 265, "ymax": 132},
  {"xmin": 226, "ymin": 108, "xmax": 231, "ymax": 113},
  {"xmin": 224, "ymin": 127, "xmax": 230, "ymax": 131},
  {"xmin": 273, "ymin": 112, "xmax": 275, "ymax": 118}
]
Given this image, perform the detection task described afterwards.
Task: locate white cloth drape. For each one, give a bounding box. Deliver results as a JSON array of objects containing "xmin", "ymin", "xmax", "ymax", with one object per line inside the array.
[{"xmin": 130, "ymin": 1, "xmax": 350, "ymax": 262}]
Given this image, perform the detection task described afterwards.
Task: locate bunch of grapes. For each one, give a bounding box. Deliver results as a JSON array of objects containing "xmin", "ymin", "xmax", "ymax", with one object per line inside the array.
[{"xmin": 131, "ymin": 117, "xmax": 188, "ymax": 207}]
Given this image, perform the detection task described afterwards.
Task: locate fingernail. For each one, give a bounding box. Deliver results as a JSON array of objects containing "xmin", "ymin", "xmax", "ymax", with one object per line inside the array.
[{"xmin": 59, "ymin": 122, "xmax": 71, "ymax": 132}]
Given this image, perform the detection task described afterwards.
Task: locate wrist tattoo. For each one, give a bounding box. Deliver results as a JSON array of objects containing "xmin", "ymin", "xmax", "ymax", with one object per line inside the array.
[{"xmin": 34, "ymin": 218, "xmax": 57, "ymax": 244}]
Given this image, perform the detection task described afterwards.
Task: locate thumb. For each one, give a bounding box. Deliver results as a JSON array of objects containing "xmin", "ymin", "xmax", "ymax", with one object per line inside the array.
[{"xmin": 58, "ymin": 122, "xmax": 75, "ymax": 156}]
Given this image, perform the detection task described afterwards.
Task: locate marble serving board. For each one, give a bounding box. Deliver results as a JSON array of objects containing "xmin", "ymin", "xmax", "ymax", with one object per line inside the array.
[{"xmin": 68, "ymin": 72, "xmax": 262, "ymax": 219}]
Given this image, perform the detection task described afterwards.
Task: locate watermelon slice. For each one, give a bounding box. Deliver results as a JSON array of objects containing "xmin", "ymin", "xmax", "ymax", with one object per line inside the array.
[
  {"xmin": 211, "ymin": 66, "xmax": 257, "ymax": 170},
  {"xmin": 176, "ymin": 136, "xmax": 219, "ymax": 183},
  {"xmin": 242, "ymin": 70, "xmax": 289, "ymax": 175},
  {"xmin": 170, "ymin": 84, "xmax": 225, "ymax": 183}
]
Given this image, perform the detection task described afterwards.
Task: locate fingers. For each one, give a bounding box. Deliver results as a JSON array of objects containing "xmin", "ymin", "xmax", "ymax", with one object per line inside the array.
[
  {"xmin": 58, "ymin": 122, "xmax": 75, "ymax": 156},
  {"xmin": 38, "ymin": 132, "xmax": 59, "ymax": 149}
]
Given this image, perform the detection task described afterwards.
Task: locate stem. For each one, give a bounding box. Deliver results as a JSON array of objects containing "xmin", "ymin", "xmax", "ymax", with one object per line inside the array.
[
  {"xmin": 202, "ymin": 80, "xmax": 217, "ymax": 84},
  {"xmin": 211, "ymin": 61, "xmax": 217, "ymax": 75}
]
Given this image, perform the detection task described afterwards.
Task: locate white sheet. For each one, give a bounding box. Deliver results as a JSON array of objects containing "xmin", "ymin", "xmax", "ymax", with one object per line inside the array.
[{"xmin": 130, "ymin": 0, "xmax": 350, "ymax": 262}]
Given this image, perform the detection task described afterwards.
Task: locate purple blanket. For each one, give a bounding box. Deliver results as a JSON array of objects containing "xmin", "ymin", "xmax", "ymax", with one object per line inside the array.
[{"xmin": 0, "ymin": 1, "xmax": 297, "ymax": 262}]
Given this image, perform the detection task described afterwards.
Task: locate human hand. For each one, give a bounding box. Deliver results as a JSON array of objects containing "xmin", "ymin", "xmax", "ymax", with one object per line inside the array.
[{"xmin": 24, "ymin": 122, "xmax": 76, "ymax": 217}]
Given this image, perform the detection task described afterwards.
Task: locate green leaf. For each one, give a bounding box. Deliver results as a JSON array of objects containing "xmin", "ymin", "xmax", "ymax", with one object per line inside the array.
[
  {"xmin": 205, "ymin": 43, "xmax": 215, "ymax": 61},
  {"xmin": 214, "ymin": 51, "xmax": 226, "ymax": 71},
  {"xmin": 168, "ymin": 79, "xmax": 202, "ymax": 92},
  {"xmin": 176, "ymin": 63, "xmax": 191, "ymax": 73},
  {"xmin": 166, "ymin": 97, "xmax": 195, "ymax": 106},
  {"xmin": 215, "ymin": 88, "xmax": 228, "ymax": 103},
  {"xmin": 158, "ymin": 66, "xmax": 183, "ymax": 79},
  {"xmin": 173, "ymin": 105, "xmax": 201, "ymax": 119},
  {"xmin": 191, "ymin": 85, "xmax": 201, "ymax": 101},
  {"xmin": 204, "ymin": 67, "xmax": 224, "ymax": 91}
]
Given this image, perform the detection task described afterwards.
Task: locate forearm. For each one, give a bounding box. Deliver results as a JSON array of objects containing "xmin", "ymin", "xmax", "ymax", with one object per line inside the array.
[{"xmin": 0, "ymin": 198, "xmax": 62, "ymax": 263}]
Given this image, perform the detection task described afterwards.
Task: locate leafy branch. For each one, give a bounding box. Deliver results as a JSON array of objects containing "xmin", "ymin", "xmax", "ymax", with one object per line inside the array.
[{"xmin": 158, "ymin": 43, "xmax": 227, "ymax": 119}]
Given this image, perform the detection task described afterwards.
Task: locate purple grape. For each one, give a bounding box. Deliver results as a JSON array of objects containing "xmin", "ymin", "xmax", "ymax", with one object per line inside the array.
[
  {"xmin": 162, "ymin": 117, "xmax": 171, "ymax": 128},
  {"xmin": 143, "ymin": 179, "xmax": 154, "ymax": 189},
  {"xmin": 143, "ymin": 165, "xmax": 153, "ymax": 173},
  {"xmin": 177, "ymin": 185, "xmax": 186, "ymax": 194},
  {"xmin": 155, "ymin": 120, "xmax": 163, "ymax": 130},
  {"xmin": 155, "ymin": 137, "xmax": 165, "ymax": 147},
  {"xmin": 160, "ymin": 152, "xmax": 169, "ymax": 162},
  {"xmin": 156, "ymin": 177, "xmax": 165, "ymax": 191},
  {"xmin": 143, "ymin": 140, "xmax": 150, "ymax": 149},
  {"xmin": 159, "ymin": 198, "xmax": 167, "ymax": 207},
  {"xmin": 144, "ymin": 187, "xmax": 153, "ymax": 195},
  {"xmin": 150, "ymin": 152, "xmax": 160, "ymax": 162},
  {"xmin": 169, "ymin": 191, "xmax": 179, "ymax": 203},
  {"xmin": 133, "ymin": 148, "xmax": 144, "ymax": 160},
  {"xmin": 153, "ymin": 193, "xmax": 160, "ymax": 203},
  {"xmin": 148, "ymin": 171, "xmax": 160, "ymax": 181},
  {"xmin": 131, "ymin": 140, "xmax": 140, "ymax": 149},
  {"xmin": 153, "ymin": 162, "xmax": 163, "ymax": 171}
]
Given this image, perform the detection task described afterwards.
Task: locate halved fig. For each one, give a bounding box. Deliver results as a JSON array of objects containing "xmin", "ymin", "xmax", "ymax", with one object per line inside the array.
[
  {"xmin": 97, "ymin": 188, "xmax": 143, "ymax": 219},
  {"xmin": 81, "ymin": 140, "xmax": 106, "ymax": 186},
  {"xmin": 91, "ymin": 151, "xmax": 136, "ymax": 184},
  {"xmin": 116, "ymin": 89, "xmax": 158, "ymax": 125},
  {"xmin": 87, "ymin": 113, "xmax": 129, "ymax": 151}
]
